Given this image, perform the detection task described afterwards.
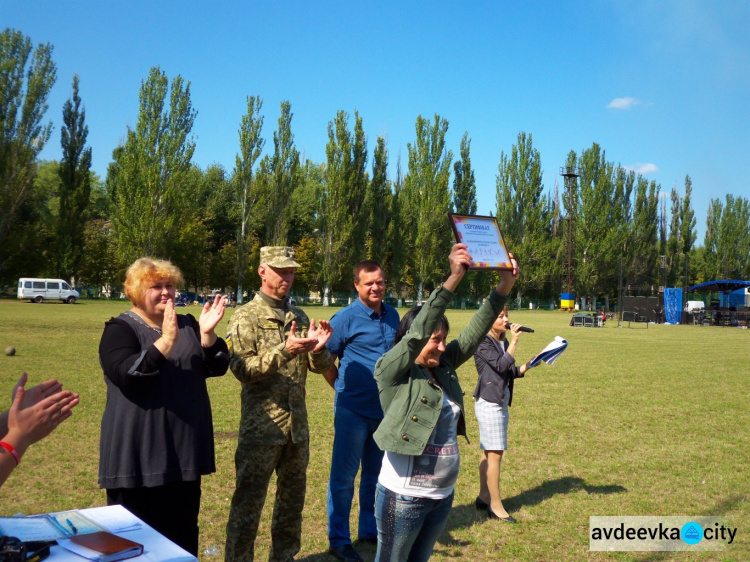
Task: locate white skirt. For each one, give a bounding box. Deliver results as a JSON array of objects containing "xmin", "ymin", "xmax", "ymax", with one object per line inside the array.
[{"xmin": 474, "ymin": 396, "xmax": 509, "ymax": 451}]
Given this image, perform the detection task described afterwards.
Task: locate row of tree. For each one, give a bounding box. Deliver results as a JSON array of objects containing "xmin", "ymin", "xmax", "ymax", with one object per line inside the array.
[{"xmin": 2, "ymin": 28, "xmax": 749, "ymax": 306}]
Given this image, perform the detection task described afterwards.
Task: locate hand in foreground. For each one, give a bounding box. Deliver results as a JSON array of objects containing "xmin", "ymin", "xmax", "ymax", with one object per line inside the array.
[
  {"xmin": 199, "ymin": 294, "xmax": 227, "ymax": 336},
  {"xmin": 12, "ymin": 372, "xmax": 63, "ymax": 407},
  {"xmin": 285, "ymin": 320, "xmax": 319, "ymax": 355},
  {"xmin": 161, "ymin": 299, "xmax": 179, "ymax": 345},
  {"xmin": 444, "ymin": 243, "xmax": 473, "ymax": 292},
  {"xmin": 309, "ymin": 319, "xmax": 332, "ymax": 353},
  {"xmin": 496, "ymin": 252, "xmax": 519, "ymax": 295},
  {"xmin": 7, "ymin": 374, "xmax": 79, "ymax": 449}
]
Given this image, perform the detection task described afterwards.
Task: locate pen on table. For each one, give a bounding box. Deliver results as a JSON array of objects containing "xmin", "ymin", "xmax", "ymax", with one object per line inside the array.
[{"xmin": 66, "ymin": 518, "xmax": 78, "ymax": 535}]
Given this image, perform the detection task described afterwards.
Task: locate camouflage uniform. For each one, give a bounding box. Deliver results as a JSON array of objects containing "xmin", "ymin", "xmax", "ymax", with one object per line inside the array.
[{"xmin": 225, "ymin": 247, "xmax": 333, "ymax": 562}]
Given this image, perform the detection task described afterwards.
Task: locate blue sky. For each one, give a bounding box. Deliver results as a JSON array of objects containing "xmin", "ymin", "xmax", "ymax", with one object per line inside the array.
[{"xmin": 4, "ymin": 0, "xmax": 748, "ymax": 241}]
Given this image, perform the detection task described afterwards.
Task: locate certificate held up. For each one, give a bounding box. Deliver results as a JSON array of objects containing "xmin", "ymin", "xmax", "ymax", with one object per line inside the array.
[{"xmin": 448, "ymin": 213, "xmax": 513, "ymax": 270}]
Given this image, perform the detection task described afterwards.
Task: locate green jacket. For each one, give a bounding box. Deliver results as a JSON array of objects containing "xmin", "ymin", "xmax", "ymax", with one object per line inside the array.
[
  {"xmin": 373, "ymin": 285, "xmax": 507, "ymax": 455},
  {"xmin": 227, "ymin": 293, "xmax": 333, "ymax": 445}
]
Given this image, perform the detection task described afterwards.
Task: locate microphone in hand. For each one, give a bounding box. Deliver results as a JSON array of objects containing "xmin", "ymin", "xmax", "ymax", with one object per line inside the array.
[{"xmin": 506, "ymin": 323, "xmax": 534, "ymax": 333}]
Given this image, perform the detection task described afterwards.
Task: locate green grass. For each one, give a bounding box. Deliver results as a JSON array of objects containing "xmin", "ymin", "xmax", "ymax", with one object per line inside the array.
[{"xmin": 0, "ymin": 299, "xmax": 748, "ymax": 561}]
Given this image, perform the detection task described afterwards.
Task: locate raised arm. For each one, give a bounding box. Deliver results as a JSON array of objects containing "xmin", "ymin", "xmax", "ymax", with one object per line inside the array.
[{"xmin": 445, "ymin": 253, "xmax": 520, "ymax": 369}]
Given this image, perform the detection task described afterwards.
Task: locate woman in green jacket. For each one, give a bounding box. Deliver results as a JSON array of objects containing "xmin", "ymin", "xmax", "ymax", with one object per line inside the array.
[{"xmin": 372, "ymin": 243, "xmax": 519, "ymax": 562}]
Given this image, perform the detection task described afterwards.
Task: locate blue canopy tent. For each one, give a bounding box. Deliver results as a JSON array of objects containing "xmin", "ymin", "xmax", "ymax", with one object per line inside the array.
[
  {"xmin": 688, "ymin": 279, "xmax": 750, "ymax": 326},
  {"xmin": 689, "ymin": 279, "xmax": 750, "ymax": 293}
]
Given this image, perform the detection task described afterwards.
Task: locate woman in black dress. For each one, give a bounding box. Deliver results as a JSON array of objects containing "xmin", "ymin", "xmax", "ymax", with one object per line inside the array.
[{"xmin": 98, "ymin": 257, "xmax": 228, "ymax": 555}]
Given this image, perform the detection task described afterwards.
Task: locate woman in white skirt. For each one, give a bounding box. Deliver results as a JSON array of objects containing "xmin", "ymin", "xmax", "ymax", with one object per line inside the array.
[{"xmin": 472, "ymin": 307, "xmax": 535, "ymax": 521}]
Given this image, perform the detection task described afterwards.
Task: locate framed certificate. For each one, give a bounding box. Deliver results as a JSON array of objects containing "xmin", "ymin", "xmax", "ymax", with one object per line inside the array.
[{"xmin": 448, "ymin": 213, "xmax": 513, "ymax": 270}]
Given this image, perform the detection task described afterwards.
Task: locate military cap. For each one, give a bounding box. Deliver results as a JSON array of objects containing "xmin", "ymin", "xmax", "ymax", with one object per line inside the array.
[{"xmin": 260, "ymin": 246, "xmax": 301, "ymax": 268}]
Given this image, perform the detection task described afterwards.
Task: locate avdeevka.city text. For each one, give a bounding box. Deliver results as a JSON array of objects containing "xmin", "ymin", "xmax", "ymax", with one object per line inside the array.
[{"xmin": 591, "ymin": 522, "xmax": 737, "ymax": 544}]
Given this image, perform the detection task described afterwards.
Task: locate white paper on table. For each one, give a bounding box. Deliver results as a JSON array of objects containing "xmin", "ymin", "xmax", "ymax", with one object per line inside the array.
[
  {"xmin": 82, "ymin": 505, "xmax": 142, "ymax": 533},
  {"xmin": 0, "ymin": 516, "xmax": 62, "ymax": 541}
]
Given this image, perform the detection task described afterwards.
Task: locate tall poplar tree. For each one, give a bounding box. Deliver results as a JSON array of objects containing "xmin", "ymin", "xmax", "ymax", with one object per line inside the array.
[
  {"xmin": 109, "ymin": 66, "xmax": 197, "ymax": 262},
  {"xmin": 667, "ymin": 186, "xmax": 681, "ymax": 286},
  {"xmin": 704, "ymin": 195, "xmax": 750, "ymax": 279},
  {"xmin": 363, "ymin": 136, "xmax": 390, "ymax": 263},
  {"xmin": 452, "ymin": 132, "xmax": 476, "ymax": 215},
  {"xmin": 403, "ymin": 114, "xmax": 453, "ymax": 298},
  {"xmin": 319, "ymin": 110, "xmax": 368, "ymax": 304},
  {"xmin": 452, "ymin": 132, "xmax": 478, "ymax": 307},
  {"xmin": 264, "ymin": 101, "xmax": 300, "ymax": 245},
  {"xmin": 495, "ymin": 132, "xmax": 552, "ymax": 303},
  {"xmin": 387, "ymin": 154, "xmax": 413, "ymax": 304},
  {"xmin": 57, "ymin": 74, "xmax": 92, "ymax": 281},
  {"xmin": 232, "ymin": 96, "xmax": 264, "ymax": 303},
  {"xmin": 625, "ymin": 176, "xmax": 659, "ymax": 288},
  {"xmin": 678, "ymin": 175, "xmax": 697, "ymax": 287},
  {"xmin": 0, "ymin": 28, "xmax": 57, "ymax": 277}
]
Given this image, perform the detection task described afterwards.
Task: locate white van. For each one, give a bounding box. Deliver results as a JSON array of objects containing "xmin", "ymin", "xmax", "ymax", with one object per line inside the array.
[
  {"xmin": 685, "ymin": 300, "xmax": 705, "ymax": 313},
  {"xmin": 17, "ymin": 278, "xmax": 80, "ymax": 304}
]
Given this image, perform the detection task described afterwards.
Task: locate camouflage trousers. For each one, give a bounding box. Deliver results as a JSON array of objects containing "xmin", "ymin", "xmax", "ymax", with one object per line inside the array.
[{"xmin": 225, "ymin": 438, "xmax": 309, "ymax": 562}]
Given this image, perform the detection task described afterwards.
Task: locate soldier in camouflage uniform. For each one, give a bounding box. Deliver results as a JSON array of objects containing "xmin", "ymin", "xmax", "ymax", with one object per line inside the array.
[{"xmin": 225, "ymin": 246, "xmax": 334, "ymax": 562}]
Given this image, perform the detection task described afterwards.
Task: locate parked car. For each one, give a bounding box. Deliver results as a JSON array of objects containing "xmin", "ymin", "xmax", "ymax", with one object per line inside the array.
[{"xmin": 17, "ymin": 278, "xmax": 80, "ymax": 304}]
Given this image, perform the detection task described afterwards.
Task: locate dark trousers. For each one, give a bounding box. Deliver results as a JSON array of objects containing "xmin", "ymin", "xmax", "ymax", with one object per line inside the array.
[{"xmin": 106, "ymin": 479, "xmax": 202, "ymax": 556}]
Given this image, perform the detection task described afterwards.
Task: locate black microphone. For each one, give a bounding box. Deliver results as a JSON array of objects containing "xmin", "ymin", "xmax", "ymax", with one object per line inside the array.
[{"xmin": 505, "ymin": 323, "xmax": 534, "ymax": 333}]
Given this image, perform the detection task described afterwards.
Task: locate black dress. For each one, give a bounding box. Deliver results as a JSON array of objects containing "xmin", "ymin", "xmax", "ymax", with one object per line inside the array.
[{"xmin": 98, "ymin": 311, "xmax": 229, "ymax": 554}]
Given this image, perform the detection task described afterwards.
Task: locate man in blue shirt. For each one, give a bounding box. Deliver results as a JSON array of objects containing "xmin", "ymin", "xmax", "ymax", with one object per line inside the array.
[{"xmin": 325, "ymin": 260, "xmax": 400, "ymax": 562}]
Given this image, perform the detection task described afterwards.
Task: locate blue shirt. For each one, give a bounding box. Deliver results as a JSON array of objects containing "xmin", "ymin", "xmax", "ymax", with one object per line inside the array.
[{"xmin": 326, "ymin": 299, "xmax": 400, "ymax": 419}]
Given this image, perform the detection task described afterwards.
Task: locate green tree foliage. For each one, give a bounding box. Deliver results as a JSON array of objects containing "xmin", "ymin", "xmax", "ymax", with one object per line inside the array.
[
  {"xmin": 625, "ymin": 176, "xmax": 659, "ymax": 288},
  {"xmin": 403, "ymin": 114, "xmax": 453, "ymax": 298},
  {"xmin": 0, "ymin": 160, "xmax": 59, "ymax": 282},
  {"xmin": 287, "ymin": 161, "xmax": 321, "ymax": 247},
  {"xmin": 573, "ymin": 144, "xmax": 632, "ymax": 304},
  {"xmin": 57, "ymin": 74, "xmax": 92, "ymax": 281},
  {"xmin": 263, "ymin": 100, "xmax": 300, "ymax": 245},
  {"xmin": 386, "ymin": 155, "xmax": 413, "ymax": 303},
  {"xmin": 108, "ymin": 66, "xmax": 197, "ymax": 263},
  {"xmin": 320, "ymin": 110, "xmax": 368, "ymax": 304},
  {"xmin": 79, "ymin": 219, "xmax": 120, "ymax": 294},
  {"xmin": 667, "ymin": 186, "xmax": 681, "ymax": 285},
  {"xmin": 363, "ymin": 136, "xmax": 391, "ymax": 263},
  {"xmin": 704, "ymin": 195, "xmax": 750, "ymax": 279},
  {"xmin": 452, "ymin": 132, "xmax": 476, "ymax": 215},
  {"xmin": 0, "ymin": 28, "xmax": 57, "ymax": 277},
  {"xmin": 495, "ymin": 132, "xmax": 554, "ymax": 301},
  {"xmin": 680, "ymin": 175, "xmax": 697, "ymax": 256},
  {"xmin": 451, "ymin": 132, "xmax": 480, "ymax": 305},
  {"xmin": 292, "ymin": 236, "xmax": 321, "ymax": 293},
  {"xmin": 232, "ymin": 96, "xmax": 264, "ymax": 303}
]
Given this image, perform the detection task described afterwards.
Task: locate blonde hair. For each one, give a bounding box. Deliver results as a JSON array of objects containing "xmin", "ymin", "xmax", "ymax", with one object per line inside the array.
[{"xmin": 123, "ymin": 257, "xmax": 184, "ymax": 306}]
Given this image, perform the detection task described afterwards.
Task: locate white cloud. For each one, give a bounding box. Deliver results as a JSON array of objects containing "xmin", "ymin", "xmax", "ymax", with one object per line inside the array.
[
  {"xmin": 607, "ymin": 97, "xmax": 641, "ymax": 110},
  {"xmin": 626, "ymin": 163, "xmax": 659, "ymax": 175}
]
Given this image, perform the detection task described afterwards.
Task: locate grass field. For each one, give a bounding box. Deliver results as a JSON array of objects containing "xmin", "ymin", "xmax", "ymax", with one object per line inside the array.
[{"xmin": 0, "ymin": 299, "xmax": 747, "ymax": 561}]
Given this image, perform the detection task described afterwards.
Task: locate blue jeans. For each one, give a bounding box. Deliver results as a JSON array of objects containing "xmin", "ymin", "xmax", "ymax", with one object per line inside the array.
[
  {"xmin": 328, "ymin": 405, "xmax": 384, "ymax": 547},
  {"xmin": 374, "ymin": 483, "xmax": 454, "ymax": 562}
]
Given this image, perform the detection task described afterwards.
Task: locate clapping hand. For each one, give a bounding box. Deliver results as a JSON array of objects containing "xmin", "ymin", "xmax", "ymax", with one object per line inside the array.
[
  {"xmin": 8, "ymin": 372, "xmax": 79, "ymax": 448},
  {"xmin": 285, "ymin": 321, "xmax": 319, "ymax": 355},
  {"xmin": 308, "ymin": 319, "xmax": 332, "ymax": 353},
  {"xmin": 199, "ymin": 294, "xmax": 227, "ymax": 346}
]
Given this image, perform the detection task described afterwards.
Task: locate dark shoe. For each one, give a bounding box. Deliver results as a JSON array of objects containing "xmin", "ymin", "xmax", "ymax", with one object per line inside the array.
[
  {"xmin": 328, "ymin": 544, "xmax": 364, "ymax": 562},
  {"xmin": 356, "ymin": 537, "xmax": 378, "ymax": 546},
  {"xmin": 487, "ymin": 506, "xmax": 517, "ymax": 523},
  {"xmin": 475, "ymin": 496, "xmax": 489, "ymax": 510}
]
